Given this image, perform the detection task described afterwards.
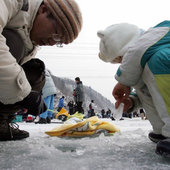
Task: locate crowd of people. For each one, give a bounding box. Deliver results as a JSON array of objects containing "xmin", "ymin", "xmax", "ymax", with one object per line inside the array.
[
  {"xmin": 0, "ymin": 0, "xmax": 170, "ymax": 157},
  {"xmin": 36, "ymin": 76, "xmax": 85, "ymax": 122}
]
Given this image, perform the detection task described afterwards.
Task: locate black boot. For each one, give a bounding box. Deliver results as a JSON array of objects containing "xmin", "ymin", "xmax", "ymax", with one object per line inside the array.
[
  {"xmin": 0, "ymin": 115, "xmax": 29, "ymax": 141},
  {"xmin": 36, "ymin": 118, "xmax": 47, "ymax": 124},
  {"xmin": 156, "ymin": 139, "xmax": 170, "ymax": 157},
  {"xmin": 148, "ymin": 132, "xmax": 167, "ymax": 143},
  {"xmin": 46, "ymin": 117, "xmax": 51, "ymax": 124}
]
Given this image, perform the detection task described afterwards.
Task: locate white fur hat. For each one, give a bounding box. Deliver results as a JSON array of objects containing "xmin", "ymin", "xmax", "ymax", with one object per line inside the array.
[{"xmin": 97, "ymin": 23, "xmax": 141, "ymax": 63}]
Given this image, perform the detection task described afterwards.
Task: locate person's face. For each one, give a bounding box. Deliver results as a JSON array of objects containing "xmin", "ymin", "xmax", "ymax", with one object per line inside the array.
[
  {"xmin": 75, "ymin": 80, "xmax": 79, "ymax": 84},
  {"xmin": 30, "ymin": 4, "xmax": 63, "ymax": 46}
]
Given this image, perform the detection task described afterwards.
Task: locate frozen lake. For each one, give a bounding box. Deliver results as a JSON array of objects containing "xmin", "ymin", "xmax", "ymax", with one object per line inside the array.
[{"xmin": 0, "ymin": 118, "xmax": 170, "ymax": 170}]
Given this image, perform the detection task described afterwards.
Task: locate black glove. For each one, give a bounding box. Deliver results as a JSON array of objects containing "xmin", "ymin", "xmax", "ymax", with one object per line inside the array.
[
  {"xmin": 22, "ymin": 58, "xmax": 45, "ymax": 92},
  {"xmin": 17, "ymin": 91, "xmax": 47, "ymax": 116}
]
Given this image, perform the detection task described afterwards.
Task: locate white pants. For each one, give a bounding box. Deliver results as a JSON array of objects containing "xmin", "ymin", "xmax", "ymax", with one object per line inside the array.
[{"xmin": 137, "ymin": 65, "xmax": 170, "ymax": 137}]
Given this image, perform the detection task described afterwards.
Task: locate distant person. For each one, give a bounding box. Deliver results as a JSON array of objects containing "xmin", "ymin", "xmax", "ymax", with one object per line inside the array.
[
  {"xmin": 74, "ymin": 77, "xmax": 85, "ymax": 113},
  {"xmin": 133, "ymin": 111, "xmax": 139, "ymax": 118},
  {"xmin": 106, "ymin": 109, "xmax": 111, "ymax": 118},
  {"xmin": 89, "ymin": 100, "xmax": 94, "ymax": 111},
  {"xmin": 87, "ymin": 100, "xmax": 95, "ymax": 118},
  {"xmin": 67, "ymin": 100, "xmax": 74, "ymax": 115},
  {"xmin": 88, "ymin": 100, "xmax": 95, "ymax": 117},
  {"xmin": 140, "ymin": 108, "xmax": 146, "ymax": 120},
  {"xmin": 57, "ymin": 96, "xmax": 65, "ymax": 112},
  {"xmin": 97, "ymin": 21, "xmax": 170, "ymax": 156},
  {"xmin": 101, "ymin": 109, "xmax": 106, "ymax": 118},
  {"xmin": 37, "ymin": 69, "xmax": 57, "ymax": 124}
]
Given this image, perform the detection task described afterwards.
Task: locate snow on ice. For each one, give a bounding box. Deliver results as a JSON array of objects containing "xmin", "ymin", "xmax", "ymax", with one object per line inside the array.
[{"xmin": 0, "ymin": 118, "xmax": 170, "ymax": 170}]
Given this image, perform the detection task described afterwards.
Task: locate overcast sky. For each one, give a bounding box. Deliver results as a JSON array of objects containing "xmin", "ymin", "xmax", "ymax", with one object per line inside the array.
[{"xmin": 37, "ymin": 0, "xmax": 170, "ymax": 102}]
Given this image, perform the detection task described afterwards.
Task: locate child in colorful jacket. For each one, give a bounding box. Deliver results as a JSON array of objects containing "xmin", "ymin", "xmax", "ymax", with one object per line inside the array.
[{"xmin": 97, "ymin": 21, "xmax": 170, "ymax": 157}]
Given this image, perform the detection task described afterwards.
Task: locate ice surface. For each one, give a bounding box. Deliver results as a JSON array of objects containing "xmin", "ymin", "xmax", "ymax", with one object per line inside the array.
[{"xmin": 0, "ymin": 118, "xmax": 170, "ymax": 170}]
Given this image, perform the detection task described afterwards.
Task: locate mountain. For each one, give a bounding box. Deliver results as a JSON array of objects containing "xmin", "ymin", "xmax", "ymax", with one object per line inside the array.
[{"xmin": 51, "ymin": 75, "xmax": 115, "ymax": 115}]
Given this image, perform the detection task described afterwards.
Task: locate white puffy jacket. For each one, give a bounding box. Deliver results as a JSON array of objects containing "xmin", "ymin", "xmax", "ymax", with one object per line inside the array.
[{"xmin": 0, "ymin": 0, "xmax": 43, "ymax": 104}]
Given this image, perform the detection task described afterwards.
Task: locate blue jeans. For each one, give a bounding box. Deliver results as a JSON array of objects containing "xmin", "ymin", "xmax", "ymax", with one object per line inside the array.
[{"xmin": 40, "ymin": 95, "xmax": 54, "ymax": 119}]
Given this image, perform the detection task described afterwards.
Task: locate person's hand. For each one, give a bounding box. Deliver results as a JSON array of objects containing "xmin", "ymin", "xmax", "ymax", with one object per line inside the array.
[
  {"xmin": 16, "ymin": 91, "xmax": 47, "ymax": 116},
  {"xmin": 113, "ymin": 82, "xmax": 131, "ymax": 111},
  {"xmin": 115, "ymin": 97, "xmax": 133, "ymax": 112},
  {"xmin": 112, "ymin": 82, "xmax": 130, "ymax": 101}
]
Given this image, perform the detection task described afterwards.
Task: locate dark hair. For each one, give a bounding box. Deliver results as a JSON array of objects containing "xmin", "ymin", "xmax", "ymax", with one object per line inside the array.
[
  {"xmin": 62, "ymin": 96, "xmax": 65, "ymax": 98},
  {"xmin": 75, "ymin": 77, "xmax": 80, "ymax": 81}
]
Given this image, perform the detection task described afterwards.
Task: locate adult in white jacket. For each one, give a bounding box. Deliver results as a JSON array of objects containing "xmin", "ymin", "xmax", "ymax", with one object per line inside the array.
[{"xmin": 0, "ymin": 0, "xmax": 82, "ymax": 141}]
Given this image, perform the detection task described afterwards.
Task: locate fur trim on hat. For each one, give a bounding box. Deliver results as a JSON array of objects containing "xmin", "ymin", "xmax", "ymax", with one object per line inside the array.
[
  {"xmin": 97, "ymin": 23, "xmax": 141, "ymax": 63},
  {"xmin": 44, "ymin": 0, "xmax": 82, "ymax": 44}
]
